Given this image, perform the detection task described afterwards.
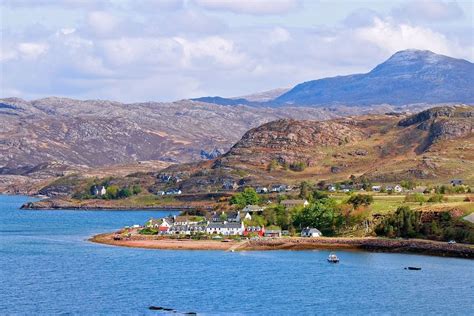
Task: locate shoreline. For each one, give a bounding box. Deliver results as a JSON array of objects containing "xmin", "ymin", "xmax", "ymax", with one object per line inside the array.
[{"xmin": 90, "ymin": 233, "xmax": 474, "ymax": 259}]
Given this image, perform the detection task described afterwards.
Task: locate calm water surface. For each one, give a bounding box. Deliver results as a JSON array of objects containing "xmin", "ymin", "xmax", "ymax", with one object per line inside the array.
[{"xmin": 1, "ymin": 195, "xmax": 473, "ymax": 315}]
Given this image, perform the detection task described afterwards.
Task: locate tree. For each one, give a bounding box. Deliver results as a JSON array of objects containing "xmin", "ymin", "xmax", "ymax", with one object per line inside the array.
[
  {"xmin": 132, "ymin": 185, "xmax": 142, "ymax": 195},
  {"xmin": 292, "ymin": 199, "xmax": 342, "ymax": 236},
  {"xmin": 347, "ymin": 194, "xmax": 373, "ymax": 209},
  {"xmin": 299, "ymin": 181, "xmax": 311, "ymax": 199},
  {"xmin": 118, "ymin": 187, "xmax": 132, "ymax": 198},
  {"xmin": 404, "ymin": 193, "xmax": 425, "ymax": 204},
  {"xmin": 229, "ymin": 188, "xmax": 260, "ymax": 207},
  {"xmin": 106, "ymin": 185, "xmax": 119, "ymax": 199},
  {"xmin": 312, "ymin": 190, "xmax": 329, "ymax": 201},
  {"xmin": 267, "ymin": 159, "xmax": 279, "ymax": 172}
]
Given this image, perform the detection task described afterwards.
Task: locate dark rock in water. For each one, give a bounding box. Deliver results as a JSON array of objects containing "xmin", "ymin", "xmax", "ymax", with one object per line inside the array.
[
  {"xmin": 404, "ymin": 267, "xmax": 422, "ymax": 270},
  {"xmin": 148, "ymin": 306, "xmax": 175, "ymax": 311},
  {"xmin": 149, "ymin": 306, "xmax": 164, "ymax": 310},
  {"xmin": 184, "ymin": 313, "xmax": 197, "ymax": 315}
]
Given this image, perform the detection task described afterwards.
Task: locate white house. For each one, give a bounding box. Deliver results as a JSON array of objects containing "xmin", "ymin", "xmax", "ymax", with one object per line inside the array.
[
  {"xmin": 371, "ymin": 185, "xmax": 381, "ymax": 192},
  {"xmin": 301, "ymin": 227, "xmax": 322, "ymax": 237},
  {"xmin": 242, "ymin": 205, "xmax": 265, "ymax": 213},
  {"xmin": 256, "ymin": 186, "xmax": 268, "ymax": 194},
  {"xmin": 206, "ymin": 222, "xmax": 244, "ymax": 236},
  {"xmin": 280, "ymin": 199, "xmax": 309, "ymax": 209},
  {"xmin": 92, "ymin": 185, "xmax": 107, "ymax": 196}
]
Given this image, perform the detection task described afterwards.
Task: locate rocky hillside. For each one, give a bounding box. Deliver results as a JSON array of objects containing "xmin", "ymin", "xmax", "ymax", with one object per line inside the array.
[
  {"xmin": 159, "ymin": 106, "xmax": 474, "ymax": 192},
  {"xmin": 0, "ymin": 96, "xmax": 344, "ymax": 172}
]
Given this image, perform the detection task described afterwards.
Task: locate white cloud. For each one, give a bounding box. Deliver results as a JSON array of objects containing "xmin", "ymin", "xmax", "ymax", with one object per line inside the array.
[
  {"xmin": 392, "ymin": 0, "xmax": 464, "ymax": 22},
  {"xmin": 355, "ymin": 17, "xmax": 466, "ymax": 58},
  {"xmin": 174, "ymin": 36, "xmax": 247, "ymax": 68},
  {"xmin": 87, "ymin": 11, "xmax": 120, "ymax": 37},
  {"xmin": 17, "ymin": 42, "xmax": 49, "ymax": 60},
  {"xmin": 193, "ymin": 0, "xmax": 301, "ymax": 15},
  {"xmin": 268, "ymin": 27, "xmax": 291, "ymax": 44}
]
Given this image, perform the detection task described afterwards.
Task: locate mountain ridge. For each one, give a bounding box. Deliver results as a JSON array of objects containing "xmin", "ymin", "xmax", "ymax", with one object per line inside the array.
[{"xmin": 193, "ymin": 50, "xmax": 474, "ymax": 107}]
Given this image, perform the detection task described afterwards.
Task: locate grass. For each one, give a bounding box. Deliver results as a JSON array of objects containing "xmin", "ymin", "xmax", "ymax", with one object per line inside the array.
[{"xmin": 332, "ymin": 193, "xmax": 474, "ymax": 215}]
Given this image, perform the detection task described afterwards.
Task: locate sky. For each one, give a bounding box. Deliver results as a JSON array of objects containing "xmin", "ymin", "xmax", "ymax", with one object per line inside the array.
[{"xmin": 1, "ymin": 0, "xmax": 473, "ymax": 102}]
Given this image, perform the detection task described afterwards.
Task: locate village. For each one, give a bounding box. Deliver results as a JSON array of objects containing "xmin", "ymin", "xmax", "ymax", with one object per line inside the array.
[
  {"xmin": 118, "ymin": 199, "xmax": 322, "ymax": 240},
  {"xmin": 106, "ymin": 175, "xmax": 465, "ymax": 240}
]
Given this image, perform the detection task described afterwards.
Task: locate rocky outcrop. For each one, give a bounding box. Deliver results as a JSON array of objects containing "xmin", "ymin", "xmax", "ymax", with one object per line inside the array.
[
  {"xmin": 398, "ymin": 106, "xmax": 473, "ymax": 127},
  {"xmin": 223, "ymin": 119, "xmax": 367, "ymax": 166}
]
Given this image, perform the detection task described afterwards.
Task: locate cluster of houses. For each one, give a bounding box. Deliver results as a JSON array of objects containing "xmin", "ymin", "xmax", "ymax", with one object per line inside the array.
[
  {"xmin": 326, "ymin": 183, "xmax": 404, "ymax": 193},
  {"xmin": 146, "ymin": 211, "xmax": 252, "ymax": 237},
  {"xmin": 91, "ymin": 185, "xmax": 106, "ymax": 196},
  {"xmin": 144, "ymin": 200, "xmax": 321, "ymax": 238},
  {"xmin": 156, "ymin": 188, "xmax": 182, "ymax": 196}
]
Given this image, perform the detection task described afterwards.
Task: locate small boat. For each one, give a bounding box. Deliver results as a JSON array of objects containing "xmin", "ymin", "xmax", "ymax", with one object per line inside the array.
[
  {"xmin": 327, "ymin": 252, "xmax": 339, "ymax": 263},
  {"xmin": 405, "ymin": 267, "xmax": 422, "ymax": 270}
]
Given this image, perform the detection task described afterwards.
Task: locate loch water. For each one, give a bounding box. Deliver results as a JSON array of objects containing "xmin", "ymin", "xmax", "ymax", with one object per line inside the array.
[{"xmin": 1, "ymin": 195, "xmax": 473, "ymax": 315}]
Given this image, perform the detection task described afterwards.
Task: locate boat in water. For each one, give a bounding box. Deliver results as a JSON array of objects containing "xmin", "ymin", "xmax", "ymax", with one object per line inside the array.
[{"xmin": 327, "ymin": 253, "xmax": 339, "ymax": 263}]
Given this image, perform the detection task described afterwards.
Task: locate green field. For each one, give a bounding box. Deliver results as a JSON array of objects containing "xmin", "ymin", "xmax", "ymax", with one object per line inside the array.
[{"xmin": 331, "ymin": 193, "xmax": 474, "ymax": 215}]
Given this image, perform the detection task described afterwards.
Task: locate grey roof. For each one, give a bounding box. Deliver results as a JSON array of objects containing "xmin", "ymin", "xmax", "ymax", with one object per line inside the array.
[{"xmin": 207, "ymin": 222, "xmax": 242, "ymax": 229}]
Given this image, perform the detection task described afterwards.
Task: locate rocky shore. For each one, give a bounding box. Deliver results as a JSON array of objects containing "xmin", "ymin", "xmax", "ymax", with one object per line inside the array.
[
  {"xmin": 20, "ymin": 198, "xmax": 212, "ymax": 211},
  {"xmin": 90, "ymin": 233, "xmax": 474, "ymax": 259},
  {"xmin": 243, "ymin": 237, "xmax": 474, "ymax": 259}
]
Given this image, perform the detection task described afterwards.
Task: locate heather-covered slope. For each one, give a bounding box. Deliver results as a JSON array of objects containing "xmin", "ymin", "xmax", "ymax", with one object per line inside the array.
[
  {"xmin": 0, "ymin": 97, "xmax": 340, "ymax": 172},
  {"xmin": 163, "ymin": 106, "xmax": 474, "ymax": 192}
]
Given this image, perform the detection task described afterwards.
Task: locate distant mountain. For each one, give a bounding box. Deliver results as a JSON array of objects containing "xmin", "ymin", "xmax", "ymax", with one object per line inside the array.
[
  {"xmin": 194, "ymin": 50, "xmax": 474, "ymax": 107},
  {"xmin": 276, "ymin": 50, "xmax": 474, "ymax": 106},
  {"xmin": 192, "ymin": 88, "xmax": 289, "ymax": 106}
]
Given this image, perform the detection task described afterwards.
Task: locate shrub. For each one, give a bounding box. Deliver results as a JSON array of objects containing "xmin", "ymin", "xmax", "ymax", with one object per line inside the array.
[
  {"xmin": 427, "ymin": 194, "xmax": 445, "ymax": 203},
  {"xmin": 404, "ymin": 193, "xmax": 426, "ymax": 203},
  {"xmin": 289, "ymin": 161, "xmax": 306, "ymax": 172},
  {"xmin": 347, "ymin": 194, "xmax": 373, "ymax": 209},
  {"xmin": 118, "ymin": 188, "xmax": 132, "ymax": 198},
  {"xmin": 139, "ymin": 228, "xmax": 158, "ymax": 235},
  {"xmin": 132, "ymin": 185, "xmax": 142, "ymax": 195}
]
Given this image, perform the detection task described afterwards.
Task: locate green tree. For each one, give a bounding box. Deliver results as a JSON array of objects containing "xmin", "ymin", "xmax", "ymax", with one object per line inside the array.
[
  {"xmin": 229, "ymin": 188, "xmax": 260, "ymax": 207},
  {"xmin": 132, "ymin": 185, "xmax": 142, "ymax": 195},
  {"xmin": 347, "ymin": 194, "xmax": 373, "ymax": 209},
  {"xmin": 292, "ymin": 199, "xmax": 342, "ymax": 236},
  {"xmin": 118, "ymin": 187, "xmax": 132, "ymax": 198},
  {"xmin": 299, "ymin": 181, "xmax": 311, "ymax": 199},
  {"xmin": 106, "ymin": 185, "xmax": 119, "ymax": 199}
]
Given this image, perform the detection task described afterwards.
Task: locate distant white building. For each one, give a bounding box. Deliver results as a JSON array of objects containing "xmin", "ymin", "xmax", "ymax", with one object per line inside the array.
[
  {"xmin": 256, "ymin": 187, "xmax": 268, "ymax": 194},
  {"xmin": 371, "ymin": 185, "xmax": 381, "ymax": 192},
  {"xmin": 327, "ymin": 185, "xmax": 336, "ymax": 192},
  {"xmin": 301, "ymin": 227, "xmax": 322, "ymax": 237},
  {"xmin": 242, "ymin": 205, "xmax": 265, "ymax": 213},
  {"xmin": 280, "ymin": 199, "xmax": 309, "ymax": 209},
  {"xmin": 92, "ymin": 185, "xmax": 107, "ymax": 196}
]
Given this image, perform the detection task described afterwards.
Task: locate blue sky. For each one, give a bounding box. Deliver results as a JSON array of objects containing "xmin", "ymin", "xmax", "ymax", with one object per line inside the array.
[{"xmin": 1, "ymin": 0, "xmax": 473, "ymax": 102}]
